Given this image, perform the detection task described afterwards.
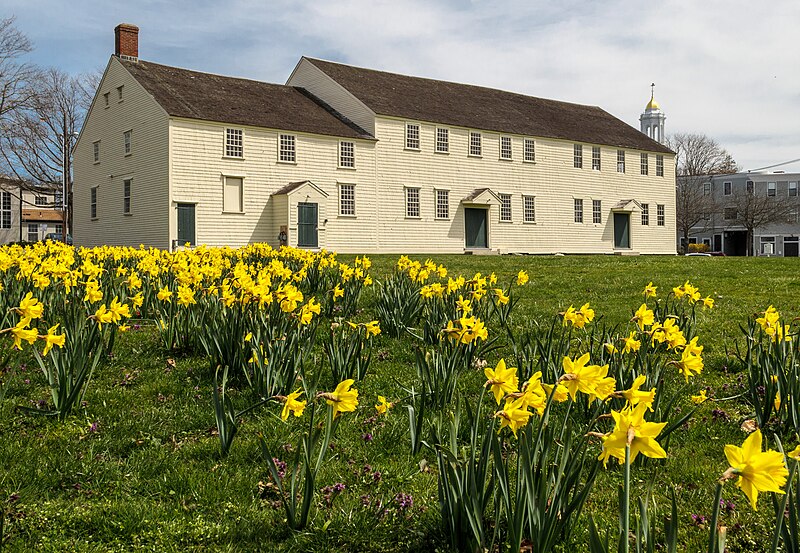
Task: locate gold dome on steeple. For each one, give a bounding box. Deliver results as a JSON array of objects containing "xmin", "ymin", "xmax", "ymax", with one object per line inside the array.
[{"xmin": 645, "ymin": 83, "xmax": 660, "ymax": 110}]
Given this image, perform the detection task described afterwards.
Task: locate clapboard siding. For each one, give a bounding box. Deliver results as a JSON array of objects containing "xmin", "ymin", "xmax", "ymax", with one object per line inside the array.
[
  {"xmin": 371, "ymin": 116, "xmax": 676, "ymax": 254},
  {"xmin": 287, "ymin": 58, "xmax": 376, "ymax": 137},
  {"xmin": 73, "ymin": 57, "xmax": 170, "ymax": 248},
  {"xmin": 169, "ymin": 119, "xmax": 378, "ymax": 252}
]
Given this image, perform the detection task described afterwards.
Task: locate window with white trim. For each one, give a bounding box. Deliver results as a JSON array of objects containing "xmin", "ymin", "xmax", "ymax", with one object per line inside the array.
[
  {"xmin": 405, "ymin": 123, "xmax": 420, "ymax": 150},
  {"xmin": 93, "ymin": 141, "xmax": 100, "ymax": 163},
  {"xmin": 124, "ymin": 130, "xmax": 132, "ymax": 155},
  {"xmin": 123, "ymin": 179, "xmax": 131, "ymax": 214},
  {"xmin": 279, "ymin": 134, "xmax": 296, "ymax": 163},
  {"xmin": 574, "ymin": 198, "xmax": 583, "ymax": 223},
  {"xmin": 223, "ymin": 176, "xmax": 243, "ymax": 213},
  {"xmin": 574, "ymin": 144, "xmax": 583, "ymax": 168},
  {"xmin": 523, "ymin": 195, "xmax": 535, "ymax": 223},
  {"xmin": 435, "ymin": 128, "xmax": 449, "ymax": 153},
  {"xmin": 789, "ymin": 182, "xmax": 798, "ymax": 197},
  {"xmin": 761, "ymin": 236, "xmax": 775, "ymax": 255},
  {"xmin": 640, "ymin": 153, "xmax": 648, "ymax": 175},
  {"xmin": 591, "ymin": 146, "xmax": 601, "ymax": 170},
  {"xmin": 1, "ymin": 192, "xmax": 11, "ymax": 229},
  {"xmin": 34, "ymin": 196, "xmax": 47, "ymax": 206},
  {"xmin": 90, "ymin": 187, "xmax": 98, "ymax": 218},
  {"xmin": 617, "ymin": 150, "xmax": 625, "ymax": 173},
  {"xmin": 500, "ymin": 136, "xmax": 512, "ymax": 160},
  {"xmin": 723, "ymin": 181, "xmax": 732, "ymax": 195},
  {"xmin": 339, "ymin": 141, "xmax": 355, "ymax": 168},
  {"xmin": 436, "ymin": 189, "xmax": 449, "ymax": 219},
  {"xmin": 656, "ymin": 155, "xmax": 664, "ymax": 176},
  {"xmin": 469, "ymin": 132, "xmax": 482, "ymax": 156},
  {"xmin": 405, "ymin": 187, "xmax": 420, "ymax": 218},
  {"xmin": 768, "ymin": 182, "xmax": 776, "ymax": 197},
  {"xmin": 499, "ymin": 194, "xmax": 512, "ymax": 221},
  {"xmin": 523, "ymin": 138, "xmax": 535, "ymax": 162},
  {"xmin": 657, "ymin": 204, "xmax": 665, "ymax": 226},
  {"xmin": 27, "ymin": 223, "xmax": 38, "ymax": 242},
  {"xmin": 339, "ymin": 183, "xmax": 355, "ymax": 216},
  {"xmin": 641, "ymin": 203, "xmax": 649, "ymax": 225},
  {"xmin": 225, "ymin": 128, "xmax": 243, "ymax": 158},
  {"xmin": 593, "ymin": 200, "xmax": 602, "ymax": 224}
]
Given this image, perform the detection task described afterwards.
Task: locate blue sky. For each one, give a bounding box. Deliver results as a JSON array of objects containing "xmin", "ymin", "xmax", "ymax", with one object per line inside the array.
[{"xmin": 6, "ymin": 0, "xmax": 799, "ymax": 171}]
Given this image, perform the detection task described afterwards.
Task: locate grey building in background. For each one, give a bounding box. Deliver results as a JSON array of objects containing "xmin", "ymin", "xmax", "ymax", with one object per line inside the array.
[{"xmin": 681, "ymin": 171, "xmax": 800, "ymax": 256}]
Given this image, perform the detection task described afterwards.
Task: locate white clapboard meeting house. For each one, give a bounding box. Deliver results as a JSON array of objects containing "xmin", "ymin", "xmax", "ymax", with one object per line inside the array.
[{"xmin": 73, "ymin": 24, "xmax": 677, "ymax": 254}]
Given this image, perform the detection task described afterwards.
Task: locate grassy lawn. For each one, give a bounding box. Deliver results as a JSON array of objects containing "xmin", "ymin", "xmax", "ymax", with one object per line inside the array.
[{"xmin": 1, "ymin": 254, "xmax": 798, "ymax": 552}]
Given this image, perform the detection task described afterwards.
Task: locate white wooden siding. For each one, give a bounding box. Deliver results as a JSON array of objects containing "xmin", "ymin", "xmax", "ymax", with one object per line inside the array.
[
  {"xmin": 73, "ymin": 57, "xmax": 170, "ymax": 248},
  {"xmin": 371, "ymin": 116, "xmax": 676, "ymax": 254},
  {"xmin": 286, "ymin": 58, "xmax": 376, "ymax": 136},
  {"xmin": 169, "ymin": 118, "xmax": 378, "ymax": 252}
]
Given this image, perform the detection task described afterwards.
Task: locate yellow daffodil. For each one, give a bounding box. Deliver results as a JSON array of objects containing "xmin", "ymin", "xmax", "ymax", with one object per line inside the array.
[
  {"xmin": 621, "ymin": 375, "xmax": 655, "ymax": 411},
  {"xmin": 10, "ymin": 318, "xmax": 38, "ymax": 350},
  {"xmin": 94, "ymin": 304, "xmax": 114, "ymax": 326},
  {"xmin": 516, "ymin": 270, "xmax": 529, "ymax": 286},
  {"xmin": 280, "ymin": 389, "xmax": 307, "ymax": 421},
  {"xmin": 495, "ymin": 396, "xmax": 532, "ymax": 437},
  {"xmin": 622, "ymin": 331, "xmax": 641, "ymax": 354},
  {"xmin": 375, "ymin": 395, "xmax": 393, "ymax": 415},
  {"xmin": 484, "ymin": 359, "xmax": 520, "ymax": 404},
  {"xmin": 599, "ymin": 402, "xmax": 667, "ymax": 466},
  {"xmin": 723, "ymin": 429, "xmax": 788, "ymax": 510},
  {"xmin": 560, "ymin": 352, "xmax": 611, "ymax": 401},
  {"xmin": 632, "ymin": 303, "xmax": 654, "ymax": 331},
  {"xmin": 675, "ymin": 348, "xmax": 703, "ymax": 381},
  {"xmin": 17, "ymin": 292, "xmax": 44, "ymax": 320},
  {"xmin": 157, "ymin": 287, "xmax": 173, "ymax": 302},
  {"xmin": 702, "ymin": 296, "xmax": 715, "ymax": 309},
  {"xmin": 691, "ymin": 390, "xmax": 708, "ymax": 404},
  {"xmin": 563, "ymin": 302, "xmax": 595, "ymax": 328},
  {"xmin": 41, "ymin": 323, "xmax": 66, "ymax": 356},
  {"xmin": 788, "ymin": 445, "xmax": 800, "ymax": 462},
  {"xmin": 323, "ymin": 379, "xmax": 359, "ymax": 417},
  {"xmin": 643, "ymin": 282, "xmax": 657, "ymax": 298},
  {"xmin": 493, "ymin": 288, "xmax": 510, "ymax": 305}
]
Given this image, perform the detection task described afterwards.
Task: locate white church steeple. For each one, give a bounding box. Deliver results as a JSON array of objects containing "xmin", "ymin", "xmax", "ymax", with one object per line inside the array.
[{"xmin": 639, "ymin": 83, "xmax": 666, "ymax": 144}]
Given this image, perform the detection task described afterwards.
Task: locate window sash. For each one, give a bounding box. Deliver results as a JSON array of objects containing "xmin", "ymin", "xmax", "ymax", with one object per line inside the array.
[
  {"xmin": 435, "ymin": 128, "xmax": 449, "ymax": 153},
  {"xmin": 279, "ymin": 134, "xmax": 296, "ymax": 163},
  {"xmin": 500, "ymin": 137, "xmax": 512, "ymax": 160},
  {"xmin": 123, "ymin": 179, "xmax": 132, "ymax": 214},
  {"xmin": 436, "ymin": 189, "xmax": 449, "ymax": 219},
  {"xmin": 523, "ymin": 196, "xmax": 535, "ymax": 222},
  {"xmin": 27, "ymin": 223, "xmax": 38, "ymax": 242},
  {"xmin": 574, "ymin": 144, "xmax": 583, "ymax": 168},
  {"xmin": 469, "ymin": 132, "xmax": 482, "ymax": 156},
  {"xmin": 723, "ymin": 182, "xmax": 732, "ymax": 195},
  {"xmin": 641, "ymin": 203, "xmax": 649, "ymax": 225},
  {"xmin": 574, "ymin": 198, "xmax": 583, "ymax": 223},
  {"xmin": 1, "ymin": 192, "xmax": 11, "ymax": 229},
  {"xmin": 340, "ymin": 184, "xmax": 356, "ymax": 216},
  {"xmin": 617, "ymin": 150, "xmax": 625, "ymax": 173},
  {"xmin": 500, "ymin": 194, "xmax": 512, "ymax": 221},
  {"xmin": 225, "ymin": 129, "xmax": 243, "ymax": 158},
  {"xmin": 640, "ymin": 153, "xmax": 648, "ymax": 175},
  {"xmin": 90, "ymin": 187, "xmax": 97, "ymax": 218},
  {"xmin": 124, "ymin": 130, "xmax": 132, "ymax": 155},
  {"xmin": 656, "ymin": 155, "xmax": 664, "ymax": 176},
  {"xmin": 657, "ymin": 204, "xmax": 665, "ymax": 226},
  {"xmin": 789, "ymin": 182, "xmax": 798, "ymax": 196},
  {"xmin": 768, "ymin": 182, "xmax": 776, "ymax": 197},
  {"xmin": 93, "ymin": 141, "xmax": 100, "ymax": 163},
  {"xmin": 523, "ymin": 139, "xmax": 535, "ymax": 162},
  {"xmin": 592, "ymin": 147, "xmax": 601, "ymax": 170},
  {"xmin": 593, "ymin": 200, "xmax": 602, "ymax": 223},
  {"xmin": 406, "ymin": 187, "xmax": 420, "ymax": 218},
  {"xmin": 405, "ymin": 124, "xmax": 420, "ymax": 150},
  {"xmin": 339, "ymin": 141, "xmax": 355, "ymax": 168}
]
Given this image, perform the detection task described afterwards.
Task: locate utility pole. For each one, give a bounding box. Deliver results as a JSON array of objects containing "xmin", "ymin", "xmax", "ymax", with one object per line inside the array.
[{"xmin": 62, "ymin": 111, "xmax": 69, "ymax": 243}]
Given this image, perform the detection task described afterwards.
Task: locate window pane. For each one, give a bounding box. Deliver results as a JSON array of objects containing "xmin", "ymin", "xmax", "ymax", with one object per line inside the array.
[
  {"xmin": 469, "ymin": 132, "xmax": 481, "ymax": 156},
  {"xmin": 523, "ymin": 196, "xmax": 535, "ymax": 222},
  {"xmin": 406, "ymin": 187, "xmax": 420, "ymax": 217},
  {"xmin": 406, "ymin": 124, "xmax": 420, "ymax": 149},
  {"xmin": 500, "ymin": 194, "xmax": 512, "ymax": 221},
  {"xmin": 574, "ymin": 144, "xmax": 582, "ymax": 168},
  {"xmin": 226, "ymin": 129, "xmax": 243, "ymax": 157},
  {"xmin": 340, "ymin": 184, "xmax": 355, "ymax": 215},
  {"xmin": 641, "ymin": 203, "xmax": 649, "ymax": 225},
  {"xmin": 436, "ymin": 190, "xmax": 449, "ymax": 219},
  {"xmin": 524, "ymin": 139, "xmax": 535, "ymax": 162},
  {"xmin": 574, "ymin": 198, "xmax": 583, "ymax": 223},
  {"xmin": 500, "ymin": 137, "xmax": 512, "ymax": 160},
  {"xmin": 279, "ymin": 134, "xmax": 296, "ymax": 162},
  {"xmin": 592, "ymin": 146, "xmax": 601, "ymax": 170},
  {"xmin": 593, "ymin": 199, "xmax": 602, "ymax": 223},
  {"xmin": 339, "ymin": 141, "xmax": 355, "ymax": 167}
]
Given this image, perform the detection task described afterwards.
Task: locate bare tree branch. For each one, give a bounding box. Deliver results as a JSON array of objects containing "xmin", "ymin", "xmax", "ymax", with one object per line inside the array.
[
  {"xmin": 730, "ymin": 187, "xmax": 797, "ymax": 256},
  {"xmin": 0, "ymin": 16, "xmax": 38, "ymax": 120},
  {"xmin": 665, "ymin": 132, "xmax": 738, "ymax": 177}
]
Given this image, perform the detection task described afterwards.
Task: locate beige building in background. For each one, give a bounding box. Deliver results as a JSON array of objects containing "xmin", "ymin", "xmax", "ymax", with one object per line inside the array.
[{"xmin": 73, "ymin": 24, "xmax": 676, "ymax": 254}]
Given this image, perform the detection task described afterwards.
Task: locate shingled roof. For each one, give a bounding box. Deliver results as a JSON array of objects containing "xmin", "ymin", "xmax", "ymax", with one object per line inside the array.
[
  {"xmin": 119, "ymin": 59, "xmax": 373, "ymax": 140},
  {"xmin": 304, "ymin": 57, "xmax": 673, "ymax": 154}
]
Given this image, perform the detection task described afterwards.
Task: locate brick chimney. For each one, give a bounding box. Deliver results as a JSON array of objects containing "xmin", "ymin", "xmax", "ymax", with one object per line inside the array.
[{"xmin": 114, "ymin": 23, "xmax": 139, "ymax": 61}]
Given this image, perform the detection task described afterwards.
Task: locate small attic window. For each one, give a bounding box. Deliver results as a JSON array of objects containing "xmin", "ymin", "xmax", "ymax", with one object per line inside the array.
[
  {"xmin": 103, "ymin": 92, "xmax": 110, "ymax": 107},
  {"xmin": 117, "ymin": 85, "xmax": 124, "ymax": 102}
]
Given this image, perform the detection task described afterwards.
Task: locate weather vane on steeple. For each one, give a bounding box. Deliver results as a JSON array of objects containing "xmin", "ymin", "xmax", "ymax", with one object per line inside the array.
[{"xmin": 651, "ymin": 83, "xmax": 655, "ymax": 99}]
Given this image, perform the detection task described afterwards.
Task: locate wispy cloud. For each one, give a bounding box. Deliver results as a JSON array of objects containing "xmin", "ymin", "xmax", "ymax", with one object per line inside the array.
[{"xmin": 8, "ymin": 0, "xmax": 800, "ymax": 170}]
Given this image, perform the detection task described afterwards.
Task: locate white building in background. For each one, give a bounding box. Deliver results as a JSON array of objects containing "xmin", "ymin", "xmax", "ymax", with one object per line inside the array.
[
  {"xmin": 73, "ymin": 24, "xmax": 677, "ymax": 254},
  {"xmin": 0, "ymin": 177, "xmax": 64, "ymax": 244}
]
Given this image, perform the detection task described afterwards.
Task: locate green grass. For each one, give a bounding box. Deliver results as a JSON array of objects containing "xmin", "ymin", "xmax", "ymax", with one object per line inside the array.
[{"xmin": 1, "ymin": 254, "xmax": 797, "ymax": 552}]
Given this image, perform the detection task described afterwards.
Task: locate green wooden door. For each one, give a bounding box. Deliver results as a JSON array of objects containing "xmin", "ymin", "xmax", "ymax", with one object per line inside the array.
[
  {"xmin": 297, "ymin": 202, "xmax": 318, "ymax": 248},
  {"xmin": 464, "ymin": 208, "xmax": 487, "ymax": 248},
  {"xmin": 613, "ymin": 213, "xmax": 630, "ymax": 249},
  {"xmin": 177, "ymin": 203, "xmax": 195, "ymax": 246}
]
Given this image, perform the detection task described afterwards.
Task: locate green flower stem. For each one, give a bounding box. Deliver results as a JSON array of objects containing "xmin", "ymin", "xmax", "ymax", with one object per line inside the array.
[
  {"xmin": 622, "ymin": 443, "xmax": 631, "ymax": 553},
  {"xmin": 708, "ymin": 482, "xmax": 724, "ymax": 553},
  {"xmin": 772, "ymin": 460, "xmax": 798, "ymax": 552}
]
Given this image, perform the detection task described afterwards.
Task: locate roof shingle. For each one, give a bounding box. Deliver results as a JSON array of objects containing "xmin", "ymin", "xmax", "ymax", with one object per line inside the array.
[
  {"xmin": 119, "ymin": 59, "xmax": 372, "ymax": 140},
  {"xmin": 304, "ymin": 57, "xmax": 673, "ymax": 154}
]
